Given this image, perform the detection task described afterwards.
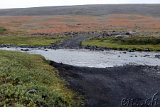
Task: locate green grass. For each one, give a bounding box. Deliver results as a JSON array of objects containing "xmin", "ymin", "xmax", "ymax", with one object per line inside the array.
[
  {"xmin": 82, "ymin": 37, "xmax": 160, "ymax": 51},
  {"xmin": 111, "ymin": 37, "xmax": 160, "ymax": 45},
  {"xmin": 0, "ymin": 36, "xmax": 66, "ymax": 46},
  {"xmin": 0, "ymin": 50, "xmax": 82, "ymax": 106}
]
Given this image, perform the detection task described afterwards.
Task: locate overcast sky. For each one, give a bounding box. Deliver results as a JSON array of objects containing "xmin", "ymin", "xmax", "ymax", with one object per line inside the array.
[{"xmin": 0, "ymin": 0, "xmax": 160, "ymax": 9}]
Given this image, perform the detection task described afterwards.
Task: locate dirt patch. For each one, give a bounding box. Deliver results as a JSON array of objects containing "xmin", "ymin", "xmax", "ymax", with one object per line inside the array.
[
  {"xmin": 60, "ymin": 34, "xmax": 98, "ymax": 49},
  {"xmin": 51, "ymin": 61, "xmax": 160, "ymax": 107}
]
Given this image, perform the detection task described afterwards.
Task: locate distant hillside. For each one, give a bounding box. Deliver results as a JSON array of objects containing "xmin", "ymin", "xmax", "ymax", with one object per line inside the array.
[{"xmin": 0, "ymin": 4, "xmax": 160, "ymax": 16}]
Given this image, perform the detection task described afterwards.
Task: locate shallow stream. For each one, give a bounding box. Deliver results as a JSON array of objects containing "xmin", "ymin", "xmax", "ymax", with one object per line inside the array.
[{"xmin": 0, "ymin": 47, "xmax": 160, "ymax": 68}]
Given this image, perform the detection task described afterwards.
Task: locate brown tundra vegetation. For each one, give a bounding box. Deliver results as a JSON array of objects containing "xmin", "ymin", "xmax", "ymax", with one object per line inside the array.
[{"xmin": 0, "ymin": 14, "xmax": 160, "ymax": 34}]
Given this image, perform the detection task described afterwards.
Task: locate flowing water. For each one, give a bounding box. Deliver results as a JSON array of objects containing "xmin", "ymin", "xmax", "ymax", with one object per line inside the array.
[{"xmin": 0, "ymin": 47, "xmax": 160, "ymax": 68}]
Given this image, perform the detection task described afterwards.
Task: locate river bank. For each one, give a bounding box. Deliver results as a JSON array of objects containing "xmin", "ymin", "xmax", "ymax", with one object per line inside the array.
[
  {"xmin": 0, "ymin": 50, "xmax": 81, "ymax": 106},
  {"xmin": 50, "ymin": 61, "xmax": 160, "ymax": 107}
]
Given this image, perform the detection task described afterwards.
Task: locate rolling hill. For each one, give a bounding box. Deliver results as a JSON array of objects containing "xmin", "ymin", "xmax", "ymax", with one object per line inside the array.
[{"xmin": 0, "ymin": 4, "xmax": 160, "ymax": 16}]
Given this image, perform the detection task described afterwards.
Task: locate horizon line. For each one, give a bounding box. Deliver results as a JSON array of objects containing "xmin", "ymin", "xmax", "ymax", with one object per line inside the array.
[{"xmin": 0, "ymin": 3, "xmax": 160, "ymax": 10}]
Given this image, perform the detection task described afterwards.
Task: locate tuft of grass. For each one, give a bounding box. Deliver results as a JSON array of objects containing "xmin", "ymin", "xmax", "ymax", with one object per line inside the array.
[
  {"xmin": 0, "ymin": 27, "xmax": 8, "ymax": 34},
  {"xmin": 0, "ymin": 50, "xmax": 82, "ymax": 107},
  {"xmin": 82, "ymin": 37, "xmax": 160, "ymax": 51},
  {"xmin": 0, "ymin": 36, "xmax": 66, "ymax": 46}
]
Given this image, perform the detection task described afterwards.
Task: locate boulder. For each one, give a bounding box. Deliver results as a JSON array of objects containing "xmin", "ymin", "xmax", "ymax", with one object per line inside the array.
[
  {"xmin": 125, "ymin": 32, "xmax": 130, "ymax": 35},
  {"xmin": 123, "ymin": 52, "xmax": 127, "ymax": 54},
  {"xmin": 114, "ymin": 35, "xmax": 130, "ymax": 38},
  {"xmin": 155, "ymin": 55, "xmax": 160, "ymax": 59},
  {"xmin": 143, "ymin": 55, "xmax": 150, "ymax": 57},
  {"xmin": 21, "ymin": 49, "xmax": 29, "ymax": 51},
  {"xmin": 128, "ymin": 49, "xmax": 135, "ymax": 52},
  {"xmin": 27, "ymin": 89, "xmax": 37, "ymax": 94},
  {"xmin": 143, "ymin": 48, "xmax": 150, "ymax": 51}
]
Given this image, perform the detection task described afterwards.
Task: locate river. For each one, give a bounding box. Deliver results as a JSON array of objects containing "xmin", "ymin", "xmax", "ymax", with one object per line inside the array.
[{"xmin": 0, "ymin": 47, "xmax": 160, "ymax": 68}]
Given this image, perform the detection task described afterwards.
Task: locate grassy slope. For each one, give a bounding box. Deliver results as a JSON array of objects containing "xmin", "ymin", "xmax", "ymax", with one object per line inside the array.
[
  {"xmin": 0, "ymin": 50, "xmax": 81, "ymax": 106},
  {"xmin": 82, "ymin": 37, "xmax": 160, "ymax": 51},
  {"xmin": 0, "ymin": 36, "xmax": 66, "ymax": 46},
  {"xmin": 0, "ymin": 27, "xmax": 67, "ymax": 46}
]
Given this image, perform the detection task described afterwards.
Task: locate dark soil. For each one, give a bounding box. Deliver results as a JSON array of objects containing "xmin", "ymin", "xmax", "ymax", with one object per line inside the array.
[{"xmin": 51, "ymin": 61, "xmax": 160, "ymax": 107}]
